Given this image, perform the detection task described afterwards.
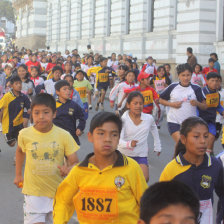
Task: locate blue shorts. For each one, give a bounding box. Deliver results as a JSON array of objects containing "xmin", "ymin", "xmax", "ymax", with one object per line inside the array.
[
  {"xmin": 83, "ymin": 102, "xmax": 88, "ymax": 120},
  {"xmin": 97, "ymin": 84, "xmax": 108, "ymax": 92},
  {"xmin": 167, "ymin": 122, "xmax": 181, "ymax": 135},
  {"xmin": 129, "ymin": 156, "xmax": 148, "ymax": 166},
  {"xmin": 208, "ymin": 122, "xmax": 216, "ymax": 136}
]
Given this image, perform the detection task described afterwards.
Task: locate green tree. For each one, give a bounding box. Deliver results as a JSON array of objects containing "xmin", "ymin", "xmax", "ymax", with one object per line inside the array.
[{"xmin": 0, "ymin": 0, "xmax": 15, "ymax": 23}]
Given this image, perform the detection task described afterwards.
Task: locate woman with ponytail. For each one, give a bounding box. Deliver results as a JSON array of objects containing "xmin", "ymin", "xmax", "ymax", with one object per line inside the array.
[{"xmin": 160, "ymin": 116, "xmax": 224, "ymax": 224}]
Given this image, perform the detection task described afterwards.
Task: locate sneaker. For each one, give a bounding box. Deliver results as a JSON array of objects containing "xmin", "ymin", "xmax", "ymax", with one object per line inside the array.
[
  {"xmin": 89, "ymin": 104, "xmax": 92, "ymax": 110},
  {"xmin": 95, "ymin": 104, "xmax": 99, "ymax": 111},
  {"xmin": 100, "ymin": 104, "xmax": 104, "ymax": 111}
]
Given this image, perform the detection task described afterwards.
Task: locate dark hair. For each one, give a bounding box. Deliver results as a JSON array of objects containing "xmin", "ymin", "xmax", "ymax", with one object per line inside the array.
[
  {"xmin": 140, "ymin": 181, "xmax": 200, "ymax": 223},
  {"xmin": 64, "ymin": 74, "xmax": 74, "ymax": 81},
  {"xmin": 126, "ymin": 91, "xmax": 144, "ymax": 104},
  {"xmin": 193, "ymin": 63, "xmax": 202, "ymax": 72},
  {"xmin": 125, "ymin": 70, "xmax": 136, "ymax": 77},
  {"xmin": 125, "ymin": 58, "xmax": 133, "ymax": 67},
  {"xmin": 163, "ymin": 63, "xmax": 171, "ymax": 69},
  {"xmin": 76, "ymin": 70, "xmax": 85, "ymax": 76},
  {"xmin": 174, "ymin": 117, "xmax": 208, "ymax": 157},
  {"xmin": 187, "ymin": 47, "xmax": 193, "ymax": 54},
  {"xmin": 30, "ymin": 66, "xmax": 40, "ymax": 74},
  {"xmin": 87, "ymin": 55, "xmax": 94, "ymax": 60},
  {"xmin": 176, "ymin": 63, "xmax": 193, "ymax": 75},
  {"xmin": 10, "ymin": 75, "xmax": 22, "ymax": 84},
  {"xmin": 4, "ymin": 64, "xmax": 13, "ymax": 70},
  {"xmin": 118, "ymin": 65, "xmax": 128, "ymax": 72},
  {"xmin": 87, "ymin": 44, "xmax": 91, "ymax": 49},
  {"xmin": 31, "ymin": 93, "xmax": 56, "ymax": 113},
  {"xmin": 210, "ymin": 53, "xmax": 218, "ymax": 60},
  {"xmin": 208, "ymin": 58, "xmax": 215, "ymax": 63},
  {"xmin": 17, "ymin": 64, "xmax": 29, "ymax": 80},
  {"xmin": 64, "ymin": 61, "xmax": 72, "ymax": 66},
  {"xmin": 100, "ymin": 57, "xmax": 108, "ymax": 63},
  {"xmin": 55, "ymin": 80, "xmax": 70, "ymax": 91},
  {"xmin": 74, "ymin": 63, "xmax": 81, "ymax": 68},
  {"xmin": 157, "ymin": 65, "xmax": 165, "ymax": 73},
  {"xmin": 89, "ymin": 112, "xmax": 122, "ymax": 134},
  {"xmin": 206, "ymin": 72, "xmax": 220, "ymax": 80},
  {"xmin": 52, "ymin": 65, "xmax": 63, "ymax": 74}
]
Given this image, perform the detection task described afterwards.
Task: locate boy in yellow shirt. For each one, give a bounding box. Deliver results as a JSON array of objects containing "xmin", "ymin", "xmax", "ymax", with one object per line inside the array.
[
  {"xmin": 53, "ymin": 112, "xmax": 148, "ymax": 224},
  {"xmin": 14, "ymin": 93, "xmax": 79, "ymax": 224}
]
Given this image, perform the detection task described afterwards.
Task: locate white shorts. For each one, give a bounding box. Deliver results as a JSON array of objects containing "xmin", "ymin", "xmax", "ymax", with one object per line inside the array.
[{"xmin": 24, "ymin": 195, "xmax": 53, "ymax": 224}]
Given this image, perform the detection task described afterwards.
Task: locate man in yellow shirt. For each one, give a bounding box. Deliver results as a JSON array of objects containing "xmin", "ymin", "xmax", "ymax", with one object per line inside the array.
[
  {"xmin": 14, "ymin": 93, "xmax": 79, "ymax": 224},
  {"xmin": 53, "ymin": 112, "xmax": 148, "ymax": 224}
]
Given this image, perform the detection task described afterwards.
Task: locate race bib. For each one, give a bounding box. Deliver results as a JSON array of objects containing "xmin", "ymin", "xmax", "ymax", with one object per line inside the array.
[
  {"xmin": 142, "ymin": 90, "xmax": 153, "ymax": 107},
  {"xmin": 99, "ymin": 73, "xmax": 109, "ymax": 82},
  {"xmin": 199, "ymin": 199, "xmax": 213, "ymax": 224},
  {"xmin": 206, "ymin": 92, "xmax": 219, "ymax": 108},
  {"xmin": 74, "ymin": 187, "xmax": 118, "ymax": 223},
  {"xmin": 154, "ymin": 79, "xmax": 165, "ymax": 92},
  {"xmin": 75, "ymin": 87, "xmax": 87, "ymax": 99}
]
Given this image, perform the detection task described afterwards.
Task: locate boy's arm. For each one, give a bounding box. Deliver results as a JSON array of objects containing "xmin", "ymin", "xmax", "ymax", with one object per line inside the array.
[
  {"xmin": 14, "ymin": 145, "xmax": 25, "ymax": 187},
  {"xmin": 58, "ymin": 152, "xmax": 79, "ymax": 177},
  {"xmin": 74, "ymin": 104, "xmax": 86, "ymax": 135},
  {"xmin": 150, "ymin": 118, "xmax": 162, "ymax": 155},
  {"xmin": 53, "ymin": 169, "xmax": 78, "ymax": 223}
]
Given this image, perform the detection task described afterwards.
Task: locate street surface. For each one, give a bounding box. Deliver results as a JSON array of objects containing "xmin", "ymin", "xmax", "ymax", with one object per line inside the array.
[{"xmin": 0, "ymin": 99, "xmax": 222, "ymax": 224}]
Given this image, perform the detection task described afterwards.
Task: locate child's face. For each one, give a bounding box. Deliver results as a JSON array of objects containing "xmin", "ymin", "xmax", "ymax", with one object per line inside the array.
[
  {"xmin": 53, "ymin": 70, "xmax": 62, "ymax": 81},
  {"xmin": 88, "ymin": 121, "xmax": 120, "ymax": 157},
  {"xmin": 75, "ymin": 66, "xmax": 81, "ymax": 71},
  {"xmin": 65, "ymin": 63, "xmax": 72, "ymax": 71},
  {"xmin": 87, "ymin": 57, "xmax": 93, "ymax": 65},
  {"xmin": 32, "ymin": 55, "xmax": 37, "ymax": 62},
  {"xmin": 194, "ymin": 65, "xmax": 200, "ymax": 74},
  {"xmin": 158, "ymin": 69, "xmax": 165, "ymax": 79},
  {"xmin": 31, "ymin": 69, "xmax": 38, "ymax": 78},
  {"xmin": 42, "ymin": 58, "xmax": 47, "ymax": 63},
  {"xmin": 209, "ymin": 61, "xmax": 214, "ymax": 68},
  {"xmin": 206, "ymin": 77, "xmax": 219, "ymax": 90},
  {"xmin": 76, "ymin": 72, "xmax": 84, "ymax": 81},
  {"xmin": 181, "ymin": 124, "xmax": 208, "ymax": 157},
  {"xmin": 100, "ymin": 60, "xmax": 108, "ymax": 68},
  {"xmin": 118, "ymin": 68, "xmax": 125, "ymax": 79},
  {"xmin": 32, "ymin": 104, "xmax": 56, "ymax": 132},
  {"xmin": 56, "ymin": 86, "xmax": 71, "ymax": 100},
  {"xmin": 17, "ymin": 67, "xmax": 27, "ymax": 79},
  {"xmin": 141, "ymin": 204, "xmax": 196, "ymax": 224},
  {"xmin": 12, "ymin": 81, "xmax": 22, "ymax": 92},
  {"xmin": 126, "ymin": 72, "xmax": 135, "ymax": 83},
  {"xmin": 65, "ymin": 77, "xmax": 73, "ymax": 87},
  {"xmin": 4, "ymin": 67, "xmax": 12, "ymax": 76},
  {"xmin": 147, "ymin": 59, "xmax": 153, "ymax": 65},
  {"xmin": 141, "ymin": 78, "xmax": 149, "ymax": 87},
  {"xmin": 178, "ymin": 70, "xmax": 192, "ymax": 87},
  {"xmin": 127, "ymin": 96, "xmax": 143, "ymax": 115}
]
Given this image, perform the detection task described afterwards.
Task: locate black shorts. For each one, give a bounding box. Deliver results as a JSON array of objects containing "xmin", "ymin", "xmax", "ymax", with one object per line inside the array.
[
  {"xmin": 5, "ymin": 125, "xmax": 23, "ymax": 145},
  {"xmin": 167, "ymin": 122, "xmax": 181, "ymax": 135},
  {"xmin": 98, "ymin": 84, "xmax": 108, "ymax": 92}
]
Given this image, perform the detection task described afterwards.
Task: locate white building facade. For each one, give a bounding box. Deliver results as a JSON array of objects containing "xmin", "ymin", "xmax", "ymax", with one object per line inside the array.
[
  {"xmin": 13, "ymin": 0, "xmax": 47, "ymax": 49},
  {"xmin": 14, "ymin": 0, "xmax": 224, "ymax": 67}
]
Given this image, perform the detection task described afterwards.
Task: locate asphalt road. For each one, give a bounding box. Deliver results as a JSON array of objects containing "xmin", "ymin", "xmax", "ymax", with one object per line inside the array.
[{"xmin": 0, "ymin": 99, "xmax": 223, "ymax": 224}]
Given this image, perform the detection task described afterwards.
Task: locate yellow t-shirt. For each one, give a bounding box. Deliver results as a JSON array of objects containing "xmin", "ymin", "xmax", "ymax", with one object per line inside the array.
[
  {"xmin": 53, "ymin": 151, "xmax": 148, "ymax": 224},
  {"xmin": 18, "ymin": 125, "xmax": 79, "ymax": 198}
]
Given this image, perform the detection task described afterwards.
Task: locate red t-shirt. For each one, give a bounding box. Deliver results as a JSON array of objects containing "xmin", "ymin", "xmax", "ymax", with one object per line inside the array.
[
  {"xmin": 25, "ymin": 61, "xmax": 42, "ymax": 73},
  {"xmin": 46, "ymin": 63, "xmax": 56, "ymax": 73},
  {"xmin": 202, "ymin": 67, "xmax": 218, "ymax": 79},
  {"xmin": 124, "ymin": 86, "xmax": 159, "ymax": 114}
]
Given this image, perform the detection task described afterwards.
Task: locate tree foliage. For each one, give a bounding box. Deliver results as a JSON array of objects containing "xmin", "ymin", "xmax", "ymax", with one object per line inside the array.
[{"xmin": 0, "ymin": 0, "xmax": 15, "ymax": 23}]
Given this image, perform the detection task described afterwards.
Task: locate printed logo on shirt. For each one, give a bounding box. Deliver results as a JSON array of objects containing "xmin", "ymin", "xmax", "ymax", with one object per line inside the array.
[
  {"xmin": 68, "ymin": 108, "xmax": 74, "ymax": 116},
  {"xmin": 114, "ymin": 176, "xmax": 125, "ymax": 190},
  {"xmin": 20, "ymin": 102, "xmax": 24, "ymax": 108},
  {"xmin": 206, "ymin": 92, "xmax": 219, "ymax": 108},
  {"xmin": 200, "ymin": 175, "xmax": 212, "ymax": 189},
  {"xmin": 141, "ymin": 90, "xmax": 153, "ymax": 107}
]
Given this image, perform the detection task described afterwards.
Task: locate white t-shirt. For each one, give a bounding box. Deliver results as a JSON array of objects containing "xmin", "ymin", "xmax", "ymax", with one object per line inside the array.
[
  {"xmin": 216, "ymin": 88, "xmax": 224, "ymax": 124},
  {"xmin": 160, "ymin": 82, "xmax": 205, "ymax": 124},
  {"xmin": 107, "ymin": 59, "xmax": 119, "ymax": 71},
  {"xmin": 191, "ymin": 72, "xmax": 206, "ymax": 86},
  {"xmin": 118, "ymin": 111, "xmax": 161, "ymax": 157}
]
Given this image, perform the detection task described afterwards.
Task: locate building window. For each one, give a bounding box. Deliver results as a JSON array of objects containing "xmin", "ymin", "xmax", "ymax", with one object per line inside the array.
[
  {"xmin": 125, "ymin": 0, "xmax": 130, "ymax": 34},
  {"xmin": 146, "ymin": 0, "xmax": 154, "ymax": 32},
  {"xmin": 106, "ymin": 0, "xmax": 111, "ymax": 36}
]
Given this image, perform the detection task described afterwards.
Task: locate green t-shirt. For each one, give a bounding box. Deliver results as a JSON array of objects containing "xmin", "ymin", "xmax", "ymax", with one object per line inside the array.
[{"xmin": 73, "ymin": 80, "xmax": 93, "ymax": 103}]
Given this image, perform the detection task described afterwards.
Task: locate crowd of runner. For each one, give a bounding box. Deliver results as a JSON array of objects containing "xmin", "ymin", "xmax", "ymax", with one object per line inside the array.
[{"xmin": 1, "ymin": 45, "xmax": 224, "ymax": 223}]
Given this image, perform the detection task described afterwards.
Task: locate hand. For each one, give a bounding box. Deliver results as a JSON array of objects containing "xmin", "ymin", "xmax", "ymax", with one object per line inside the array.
[
  {"xmin": 14, "ymin": 175, "xmax": 24, "ymax": 188},
  {"xmin": 131, "ymin": 140, "xmax": 138, "ymax": 147},
  {"xmin": 190, "ymin": 100, "xmax": 198, "ymax": 107},
  {"xmin": 117, "ymin": 102, "xmax": 122, "ymax": 108},
  {"xmin": 110, "ymin": 102, "xmax": 114, "ymax": 108},
  {"xmin": 85, "ymin": 109, "xmax": 88, "ymax": 113},
  {"xmin": 105, "ymin": 69, "xmax": 110, "ymax": 73},
  {"xmin": 171, "ymin": 101, "xmax": 182, "ymax": 108},
  {"xmin": 57, "ymin": 165, "xmax": 70, "ymax": 177},
  {"xmin": 115, "ymin": 110, "xmax": 120, "ymax": 116},
  {"xmin": 76, "ymin": 129, "xmax": 82, "ymax": 136},
  {"xmin": 27, "ymin": 88, "xmax": 33, "ymax": 95},
  {"xmin": 154, "ymin": 151, "xmax": 161, "ymax": 156}
]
